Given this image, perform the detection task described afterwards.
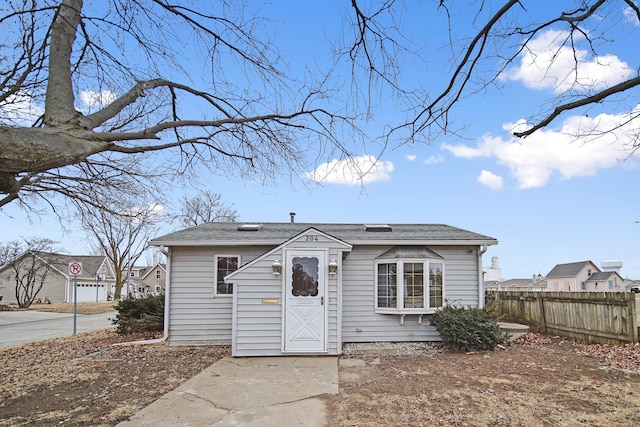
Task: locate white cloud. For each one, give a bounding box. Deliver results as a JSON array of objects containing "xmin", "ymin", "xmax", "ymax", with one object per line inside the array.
[
  {"xmin": 443, "ymin": 106, "xmax": 640, "ymax": 189},
  {"xmin": 406, "ymin": 154, "xmax": 417, "ymax": 161},
  {"xmin": 503, "ymin": 29, "xmax": 633, "ymax": 93},
  {"xmin": 304, "ymin": 155, "xmax": 394, "ymax": 185},
  {"xmin": 440, "ymin": 143, "xmax": 485, "ymax": 159},
  {"xmin": 478, "ymin": 170, "xmax": 503, "ymax": 191},
  {"xmin": 623, "ymin": 6, "xmax": 640, "ymax": 26},
  {"xmin": 0, "ymin": 89, "xmax": 117, "ymax": 125},
  {"xmin": 79, "ymin": 90, "xmax": 117, "ymax": 110},
  {"xmin": 124, "ymin": 203, "xmax": 166, "ymax": 224},
  {"xmin": 424, "ymin": 155, "xmax": 444, "ymax": 165},
  {"xmin": 0, "ymin": 93, "xmax": 44, "ymax": 125}
]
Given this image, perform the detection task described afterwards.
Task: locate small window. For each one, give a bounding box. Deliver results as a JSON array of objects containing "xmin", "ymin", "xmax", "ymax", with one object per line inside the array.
[
  {"xmin": 429, "ymin": 262, "xmax": 444, "ymax": 308},
  {"xmin": 215, "ymin": 255, "xmax": 240, "ymax": 296},
  {"xmin": 580, "ymin": 282, "xmax": 586, "ymax": 290},
  {"xmin": 608, "ymin": 280, "xmax": 613, "ymax": 289},
  {"xmin": 155, "ymin": 270, "xmax": 161, "ymax": 279}
]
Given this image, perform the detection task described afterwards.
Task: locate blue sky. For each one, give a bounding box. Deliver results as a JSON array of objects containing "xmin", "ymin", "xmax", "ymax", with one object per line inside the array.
[{"xmin": 1, "ymin": 1, "xmax": 640, "ymax": 280}]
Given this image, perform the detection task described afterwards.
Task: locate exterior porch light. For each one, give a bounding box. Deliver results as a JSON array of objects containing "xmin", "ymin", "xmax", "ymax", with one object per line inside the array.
[
  {"xmin": 272, "ymin": 260, "xmax": 282, "ymax": 276},
  {"xmin": 328, "ymin": 259, "xmax": 338, "ymax": 276}
]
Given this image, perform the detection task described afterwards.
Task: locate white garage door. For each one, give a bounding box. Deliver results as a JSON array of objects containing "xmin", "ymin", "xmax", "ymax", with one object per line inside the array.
[{"xmin": 71, "ymin": 283, "xmax": 108, "ymax": 303}]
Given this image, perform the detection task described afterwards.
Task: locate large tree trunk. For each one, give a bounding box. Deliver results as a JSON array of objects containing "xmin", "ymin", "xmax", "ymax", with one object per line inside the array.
[{"xmin": 45, "ymin": 0, "xmax": 83, "ymax": 126}]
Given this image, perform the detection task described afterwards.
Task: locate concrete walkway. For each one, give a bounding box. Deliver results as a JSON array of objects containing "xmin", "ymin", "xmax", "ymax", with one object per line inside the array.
[{"xmin": 118, "ymin": 356, "xmax": 338, "ymax": 427}]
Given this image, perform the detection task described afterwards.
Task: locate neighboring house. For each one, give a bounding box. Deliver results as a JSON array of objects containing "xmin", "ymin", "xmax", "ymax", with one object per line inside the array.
[
  {"xmin": 124, "ymin": 263, "xmax": 166, "ymax": 297},
  {"xmin": 0, "ymin": 253, "xmax": 116, "ymax": 304},
  {"xmin": 150, "ymin": 222, "xmax": 498, "ymax": 357},
  {"xmin": 485, "ymin": 276, "xmax": 547, "ymax": 292},
  {"xmin": 545, "ymin": 260, "xmax": 626, "ymax": 292},
  {"xmin": 584, "ymin": 271, "xmax": 626, "ymax": 292}
]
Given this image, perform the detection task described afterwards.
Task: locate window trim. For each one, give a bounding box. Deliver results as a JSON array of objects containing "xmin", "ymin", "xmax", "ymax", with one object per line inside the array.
[
  {"xmin": 214, "ymin": 254, "xmax": 241, "ymax": 297},
  {"xmin": 374, "ymin": 257, "xmax": 445, "ymax": 315}
]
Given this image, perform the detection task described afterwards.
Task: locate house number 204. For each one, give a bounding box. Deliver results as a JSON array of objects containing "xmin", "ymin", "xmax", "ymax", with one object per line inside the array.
[{"xmin": 305, "ymin": 235, "xmax": 319, "ymax": 241}]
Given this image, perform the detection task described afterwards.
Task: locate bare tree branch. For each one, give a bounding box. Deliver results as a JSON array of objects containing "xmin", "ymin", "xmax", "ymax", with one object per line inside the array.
[
  {"xmin": 174, "ymin": 191, "xmax": 237, "ymax": 228},
  {"xmin": 0, "ymin": 1, "xmax": 359, "ymax": 212},
  {"xmin": 77, "ymin": 199, "xmax": 164, "ymax": 300},
  {"xmin": 514, "ymin": 75, "xmax": 640, "ymax": 138}
]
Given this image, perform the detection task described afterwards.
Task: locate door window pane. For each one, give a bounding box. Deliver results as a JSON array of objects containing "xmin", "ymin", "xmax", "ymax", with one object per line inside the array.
[{"xmin": 291, "ymin": 257, "xmax": 319, "ymax": 297}]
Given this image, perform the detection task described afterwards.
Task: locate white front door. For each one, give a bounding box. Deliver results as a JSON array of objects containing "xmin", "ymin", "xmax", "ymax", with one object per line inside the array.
[{"xmin": 284, "ymin": 250, "xmax": 327, "ymax": 352}]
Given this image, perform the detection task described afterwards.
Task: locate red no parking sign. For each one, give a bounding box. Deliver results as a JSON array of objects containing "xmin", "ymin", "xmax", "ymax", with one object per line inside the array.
[{"xmin": 69, "ymin": 262, "xmax": 82, "ymax": 276}]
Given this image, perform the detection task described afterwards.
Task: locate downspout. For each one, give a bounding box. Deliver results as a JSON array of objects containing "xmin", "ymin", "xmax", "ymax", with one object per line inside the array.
[
  {"xmin": 113, "ymin": 246, "xmax": 171, "ymax": 347},
  {"xmin": 478, "ymin": 245, "xmax": 488, "ymax": 308}
]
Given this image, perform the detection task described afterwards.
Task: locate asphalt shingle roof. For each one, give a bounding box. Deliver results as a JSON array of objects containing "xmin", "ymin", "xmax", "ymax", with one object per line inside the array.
[
  {"xmin": 586, "ymin": 272, "xmax": 616, "ymax": 281},
  {"xmin": 48, "ymin": 254, "xmax": 105, "ymax": 279},
  {"xmin": 151, "ymin": 222, "xmax": 498, "ymax": 246},
  {"xmin": 545, "ymin": 261, "xmax": 595, "ymax": 278}
]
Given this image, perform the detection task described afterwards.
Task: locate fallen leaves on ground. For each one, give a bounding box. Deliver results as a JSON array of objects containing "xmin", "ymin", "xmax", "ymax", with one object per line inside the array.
[
  {"xmin": 3, "ymin": 329, "xmax": 640, "ymax": 427},
  {"xmin": 331, "ymin": 334, "xmax": 640, "ymax": 427},
  {"xmin": 0, "ymin": 329, "xmax": 229, "ymax": 427},
  {"xmin": 576, "ymin": 341, "xmax": 640, "ymax": 373}
]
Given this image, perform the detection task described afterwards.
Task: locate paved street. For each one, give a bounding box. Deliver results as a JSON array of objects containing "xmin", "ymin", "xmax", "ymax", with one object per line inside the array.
[{"xmin": 0, "ymin": 310, "xmax": 116, "ymax": 349}]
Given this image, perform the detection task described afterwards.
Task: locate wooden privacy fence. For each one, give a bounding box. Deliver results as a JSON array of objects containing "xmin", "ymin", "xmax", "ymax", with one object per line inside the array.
[{"xmin": 487, "ymin": 291, "xmax": 638, "ymax": 345}]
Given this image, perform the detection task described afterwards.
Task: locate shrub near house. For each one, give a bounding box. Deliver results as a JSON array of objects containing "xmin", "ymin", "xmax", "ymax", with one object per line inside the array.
[
  {"xmin": 112, "ymin": 294, "xmax": 164, "ymax": 335},
  {"xmin": 429, "ymin": 305, "xmax": 510, "ymax": 352}
]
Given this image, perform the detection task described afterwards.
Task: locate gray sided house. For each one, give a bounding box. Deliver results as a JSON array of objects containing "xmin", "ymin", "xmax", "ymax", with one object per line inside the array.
[{"xmin": 151, "ymin": 222, "xmax": 498, "ymax": 357}]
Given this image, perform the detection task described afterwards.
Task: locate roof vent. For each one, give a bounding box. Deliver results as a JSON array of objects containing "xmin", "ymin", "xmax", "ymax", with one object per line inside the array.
[
  {"xmin": 364, "ymin": 224, "xmax": 392, "ymax": 232},
  {"xmin": 237, "ymin": 224, "xmax": 263, "ymax": 231}
]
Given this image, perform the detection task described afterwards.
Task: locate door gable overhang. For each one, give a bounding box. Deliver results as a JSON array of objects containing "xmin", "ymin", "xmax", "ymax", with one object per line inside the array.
[{"xmin": 224, "ymin": 227, "xmax": 352, "ymax": 282}]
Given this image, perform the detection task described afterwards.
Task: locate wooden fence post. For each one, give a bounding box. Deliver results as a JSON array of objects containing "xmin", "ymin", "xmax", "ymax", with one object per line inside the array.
[
  {"xmin": 537, "ymin": 293, "xmax": 547, "ymax": 334},
  {"xmin": 628, "ymin": 294, "xmax": 638, "ymax": 343}
]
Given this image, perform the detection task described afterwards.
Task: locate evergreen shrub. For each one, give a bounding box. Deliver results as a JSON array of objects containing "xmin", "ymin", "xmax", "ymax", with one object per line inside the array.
[
  {"xmin": 429, "ymin": 305, "xmax": 510, "ymax": 352},
  {"xmin": 112, "ymin": 294, "xmax": 164, "ymax": 335}
]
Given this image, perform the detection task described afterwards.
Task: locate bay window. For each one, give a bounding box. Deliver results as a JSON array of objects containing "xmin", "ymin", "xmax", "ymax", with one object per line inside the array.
[{"xmin": 375, "ymin": 247, "xmax": 444, "ymax": 313}]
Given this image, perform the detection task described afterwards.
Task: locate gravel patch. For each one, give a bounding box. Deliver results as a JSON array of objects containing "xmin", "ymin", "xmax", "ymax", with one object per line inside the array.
[{"xmin": 342, "ymin": 341, "xmax": 446, "ymax": 356}]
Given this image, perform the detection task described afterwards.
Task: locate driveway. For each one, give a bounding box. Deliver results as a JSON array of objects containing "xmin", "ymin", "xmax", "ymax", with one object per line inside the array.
[{"xmin": 0, "ymin": 310, "xmax": 116, "ymax": 349}]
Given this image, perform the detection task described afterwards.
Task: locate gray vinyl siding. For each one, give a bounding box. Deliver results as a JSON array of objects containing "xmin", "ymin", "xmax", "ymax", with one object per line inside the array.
[
  {"xmin": 166, "ymin": 241, "xmax": 483, "ymax": 351},
  {"xmin": 341, "ymin": 245, "xmax": 480, "ymax": 343},
  {"xmin": 232, "ymin": 255, "xmax": 283, "ymax": 356},
  {"xmin": 166, "ymin": 245, "xmax": 268, "ymax": 346},
  {"xmin": 232, "ymin": 243, "xmax": 348, "ymax": 357}
]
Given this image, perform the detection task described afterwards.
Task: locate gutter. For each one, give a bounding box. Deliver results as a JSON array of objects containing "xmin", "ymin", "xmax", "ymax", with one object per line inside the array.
[
  {"xmin": 478, "ymin": 245, "xmax": 488, "ymax": 308},
  {"xmin": 113, "ymin": 247, "xmax": 171, "ymax": 347}
]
